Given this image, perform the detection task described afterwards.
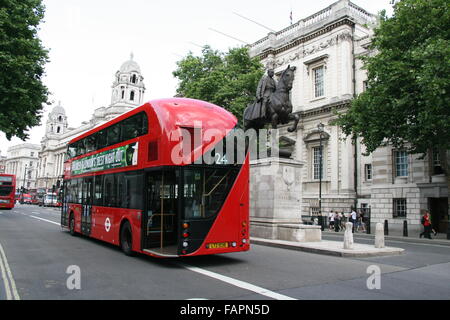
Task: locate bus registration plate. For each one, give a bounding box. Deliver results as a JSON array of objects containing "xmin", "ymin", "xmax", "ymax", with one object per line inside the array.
[{"xmin": 207, "ymin": 242, "xmax": 229, "ymax": 249}]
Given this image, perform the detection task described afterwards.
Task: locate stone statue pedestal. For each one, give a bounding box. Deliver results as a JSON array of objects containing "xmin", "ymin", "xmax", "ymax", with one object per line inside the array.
[{"xmin": 250, "ymin": 157, "xmax": 321, "ymax": 242}]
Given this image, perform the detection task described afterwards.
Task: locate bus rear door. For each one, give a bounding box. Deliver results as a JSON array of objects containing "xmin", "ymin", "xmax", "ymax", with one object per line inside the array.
[{"xmin": 143, "ymin": 169, "xmax": 179, "ymax": 256}]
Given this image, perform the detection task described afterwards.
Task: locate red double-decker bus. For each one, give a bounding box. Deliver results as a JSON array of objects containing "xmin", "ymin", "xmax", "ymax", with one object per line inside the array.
[
  {"xmin": 61, "ymin": 98, "xmax": 250, "ymax": 258},
  {"xmin": 0, "ymin": 174, "xmax": 16, "ymax": 209}
]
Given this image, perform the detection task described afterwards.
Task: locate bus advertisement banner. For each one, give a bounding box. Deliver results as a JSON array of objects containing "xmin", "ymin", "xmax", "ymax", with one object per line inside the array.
[{"xmin": 71, "ymin": 142, "xmax": 138, "ymax": 175}]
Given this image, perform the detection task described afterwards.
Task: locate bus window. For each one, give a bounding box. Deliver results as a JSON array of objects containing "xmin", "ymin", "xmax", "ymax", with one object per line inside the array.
[
  {"xmin": 94, "ymin": 175, "xmax": 103, "ymax": 206},
  {"xmin": 96, "ymin": 129, "xmax": 107, "ymax": 150},
  {"xmin": 125, "ymin": 172, "xmax": 142, "ymax": 209},
  {"xmin": 183, "ymin": 167, "xmax": 238, "ymax": 219},
  {"xmin": 67, "ymin": 144, "xmax": 77, "ymax": 159},
  {"xmin": 76, "ymin": 140, "xmax": 86, "ymax": 157},
  {"xmin": 121, "ymin": 115, "xmax": 139, "ymax": 141},
  {"xmin": 85, "ymin": 135, "xmax": 96, "ymax": 153},
  {"xmin": 104, "ymin": 174, "xmax": 117, "ymax": 207},
  {"xmin": 107, "ymin": 123, "xmax": 121, "ymax": 146}
]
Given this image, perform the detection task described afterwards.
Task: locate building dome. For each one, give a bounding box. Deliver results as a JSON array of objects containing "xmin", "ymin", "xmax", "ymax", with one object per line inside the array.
[
  {"xmin": 119, "ymin": 53, "xmax": 141, "ymax": 73},
  {"xmin": 51, "ymin": 101, "xmax": 66, "ymax": 115}
]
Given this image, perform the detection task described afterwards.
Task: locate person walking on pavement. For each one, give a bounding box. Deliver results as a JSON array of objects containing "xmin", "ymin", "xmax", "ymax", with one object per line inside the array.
[
  {"xmin": 334, "ymin": 211, "xmax": 340, "ymax": 232},
  {"xmin": 350, "ymin": 208, "xmax": 357, "ymax": 233},
  {"xmin": 420, "ymin": 211, "xmax": 433, "ymax": 239},
  {"xmin": 329, "ymin": 210, "xmax": 335, "ymax": 231}
]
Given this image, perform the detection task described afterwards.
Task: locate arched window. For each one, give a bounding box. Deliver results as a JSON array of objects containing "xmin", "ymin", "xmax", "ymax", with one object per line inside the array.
[
  {"xmin": 57, "ymin": 126, "xmax": 61, "ymax": 133},
  {"xmin": 58, "ymin": 116, "xmax": 62, "ymax": 122},
  {"xmin": 131, "ymin": 74, "xmax": 137, "ymax": 84},
  {"xmin": 121, "ymin": 90, "xmax": 125, "ymax": 99},
  {"xmin": 130, "ymin": 91, "xmax": 135, "ymax": 101}
]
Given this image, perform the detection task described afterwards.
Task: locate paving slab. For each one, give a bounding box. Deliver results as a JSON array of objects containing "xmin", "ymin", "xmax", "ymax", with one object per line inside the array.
[{"xmin": 251, "ymin": 237, "xmax": 405, "ymax": 257}]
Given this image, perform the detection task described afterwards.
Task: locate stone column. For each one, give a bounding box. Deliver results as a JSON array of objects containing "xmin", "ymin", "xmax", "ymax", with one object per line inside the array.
[{"xmin": 375, "ymin": 222, "xmax": 385, "ymax": 248}]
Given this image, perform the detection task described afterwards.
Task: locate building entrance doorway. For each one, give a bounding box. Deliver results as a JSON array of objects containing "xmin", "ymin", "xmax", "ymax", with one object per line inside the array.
[{"xmin": 429, "ymin": 197, "xmax": 448, "ymax": 233}]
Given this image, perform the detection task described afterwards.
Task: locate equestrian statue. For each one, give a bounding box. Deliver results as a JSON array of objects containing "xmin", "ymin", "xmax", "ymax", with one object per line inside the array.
[{"xmin": 244, "ymin": 65, "xmax": 300, "ymax": 133}]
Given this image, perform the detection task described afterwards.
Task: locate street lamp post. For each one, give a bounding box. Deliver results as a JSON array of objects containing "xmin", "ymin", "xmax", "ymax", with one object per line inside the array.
[
  {"xmin": 317, "ymin": 122, "xmax": 325, "ymax": 231},
  {"xmin": 21, "ymin": 164, "xmax": 27, "ymax": 203}
]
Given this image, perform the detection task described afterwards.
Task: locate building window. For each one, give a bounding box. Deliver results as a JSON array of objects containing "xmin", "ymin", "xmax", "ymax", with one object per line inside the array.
[
  {"xmin": 313, "ymin": 146, "xmax": 323, "ymax": 180},
  {"xmin": 31, "ymin": 152, "xmax": 34, "ymax": 157},
  {"xmin": 393, "ymin": 198, "xmax": 407, "ymax": 218},
  {"xmin": 131, "ymin": 74, "xmax": 137, "ymax": 84},
  {"xmin": 394, "ymin": 151, "xmax": 408, "ymax": 177},
  {"xmin": 432, "ymin": 149, "xmax": 444, "ymax": 175},
  {"xmin": 365, "ymin": 163, "xmax": 372, "ymax": 181},
  {"xmin": 363, "ymin": 80, "xmax": 368, "ymax": 92},
  {"xmin": 313, "ymin": 66, "xmax": 324, "ymax": 98},
  {"xmin": 130, "ymin": 91, "xmax": 135, "ymax": 101}
]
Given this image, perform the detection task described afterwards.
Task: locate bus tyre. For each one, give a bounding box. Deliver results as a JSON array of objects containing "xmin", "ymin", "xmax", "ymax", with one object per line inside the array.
[
  {"xmin": 120, "ymin": 221, "xmax": 134, "ymax": 256},
  {"xmin": 69, "ymin": 214, "xmax": 76, "ymax": 236}
]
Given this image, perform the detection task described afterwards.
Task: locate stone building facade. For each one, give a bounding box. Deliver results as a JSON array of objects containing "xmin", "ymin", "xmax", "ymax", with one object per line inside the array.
[
  {"xmin": 248, "ymin": 0, "xmax": 448, "ymax": 235},
  {"xmin": 4, "ymin": 143, "xmax": 40, "ymax": 190},
  {"xmin": 35, "ymin": 55, "xmax": 146, "ymax": 189}
]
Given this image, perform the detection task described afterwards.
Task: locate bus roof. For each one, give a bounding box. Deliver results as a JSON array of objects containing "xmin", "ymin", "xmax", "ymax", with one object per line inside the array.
[{"xmin": 68, "ymin": 98, "xmax": 238, "ymax": 145}]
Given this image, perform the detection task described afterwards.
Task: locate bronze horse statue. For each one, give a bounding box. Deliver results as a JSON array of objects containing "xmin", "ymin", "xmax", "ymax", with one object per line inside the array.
[{"xmin": 244, "ymin": 65, "xmax": 300, "ymax": 133}]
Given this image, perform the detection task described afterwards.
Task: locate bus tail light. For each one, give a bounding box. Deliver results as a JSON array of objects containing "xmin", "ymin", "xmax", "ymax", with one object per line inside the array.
[
  {"xmin": 182, "ymin": 223, "xmax": 189, "ymax": 229},
  {"xmin": 182, "ymin": 241, "xmax": 189, "ymax": 248},
  {"xmin": 183, "ymin": 232, "xmax": 189, "ymax": 238}
]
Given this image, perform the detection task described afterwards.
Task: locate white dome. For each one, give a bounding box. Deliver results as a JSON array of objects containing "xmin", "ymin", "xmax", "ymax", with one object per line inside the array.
[
  {"xmin": 119, "ymin": 53, "xmax": 141, "ymax": 73},
  {"xmin": 51, "ymin": 101, "xmax": 65, "ymax": 115}
]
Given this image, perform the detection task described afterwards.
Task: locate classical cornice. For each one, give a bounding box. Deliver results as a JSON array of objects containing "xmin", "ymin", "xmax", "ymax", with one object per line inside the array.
[{"xmin": 256, "ymin": 18, "xmax": 356, "ymax": 60}]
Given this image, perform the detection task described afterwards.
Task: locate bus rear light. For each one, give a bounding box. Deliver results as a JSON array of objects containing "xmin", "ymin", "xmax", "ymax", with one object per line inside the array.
[
  {"xmin": 242, "ymin": 239, "xmax": 247, "ymax": 244},
  {"xmin": 182, "ymin": 241, "xmax": 189, "ymax": 248},
  {"xmin": 182, "ymin": 232, "xmax": 189, "ymax": 238},
  {"xmin": 242, "ymin": 221, "xmax": 247, "ymax": 227},
  {"xmin": 231, "ymin": 242, "xmax": 237, "ymax": 247},
  {"xmin": 182, "ymin": 223, "xmax": 189, "ymax": 229}
]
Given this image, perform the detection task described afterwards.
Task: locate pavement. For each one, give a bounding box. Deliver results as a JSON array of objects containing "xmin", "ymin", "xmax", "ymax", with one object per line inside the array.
[
  {"xmin": 251, "ymin": 237, "xmax": 405, "ymax": 258},
  {"xmin": 251, "ymin": 228, "xmax": 450, "ymax": 257}
]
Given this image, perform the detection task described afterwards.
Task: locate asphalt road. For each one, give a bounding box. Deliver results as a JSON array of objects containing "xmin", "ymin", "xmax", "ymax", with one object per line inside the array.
[{"xmin": 1, "ymin": 204, "xmax": 449, "ymax": 300}]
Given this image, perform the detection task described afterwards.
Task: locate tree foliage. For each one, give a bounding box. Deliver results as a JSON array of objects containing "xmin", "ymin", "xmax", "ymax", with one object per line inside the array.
[
  {"xmin": 334, "ymin": 0, "xmax": 450, "ymax": 157},
  {"xmin": 0, "ymin": 0, "xmax": 49, "ymax": 140},
  {"xmin": 172, "ymin": 45, "xmax": 264, "ymax": 122}
]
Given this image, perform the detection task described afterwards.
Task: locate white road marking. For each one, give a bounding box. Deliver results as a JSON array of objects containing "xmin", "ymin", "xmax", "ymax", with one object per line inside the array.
[
  {"xmin": 180, "ymin": 263, "xmax": 297, "ymax": 300},
  {"xmin": 32, "ymin": 212, "xmax": 41, "ymax": 215},
  {"xmin": 29, "ymin": 215, "xmax": 60, "ymax": 226},
  {"xmin": 0, "ymin": 243, "xmax": 20, "ymax": 300}
]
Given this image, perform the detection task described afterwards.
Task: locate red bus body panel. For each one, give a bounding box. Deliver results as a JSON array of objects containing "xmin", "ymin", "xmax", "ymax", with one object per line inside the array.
[{"xmin": 63, "ymin": 98, "xmax": 249, "ymax": 257}]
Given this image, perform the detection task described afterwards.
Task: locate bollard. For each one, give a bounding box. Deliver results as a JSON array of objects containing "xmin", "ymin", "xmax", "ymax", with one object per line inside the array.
[
  {"xmin": 343, "ymin": 222, "xmax": 354, "ymax": 249},
  {"xmin": 403, "ymin": 220, "xmax": 408, "ymax": 237},
  {"xmin": 375, "ymin": 222, "xmax": 385, "ymax": 248},
  {"xmin": 384, "ymin": 220, "xmax": 389, "ymax": 236},
  {"xmin": 366, "ymin": 219, "xmax": 371, "ymax": 234}
]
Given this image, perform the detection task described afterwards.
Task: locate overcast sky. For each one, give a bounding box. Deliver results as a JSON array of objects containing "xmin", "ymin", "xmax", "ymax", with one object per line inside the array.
[{"xmin": 0, "ymin": 0, "xmax": 394, "ymax": 156}]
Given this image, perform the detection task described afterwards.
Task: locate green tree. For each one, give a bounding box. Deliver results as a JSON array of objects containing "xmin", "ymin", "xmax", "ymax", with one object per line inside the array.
[
  {"xmin": 173, "ymin": 45, "xmax": 264, "ymax": 122},
  {"xmin": 0, "ymin": 0, "xmax": 49, "ymax": 140}
]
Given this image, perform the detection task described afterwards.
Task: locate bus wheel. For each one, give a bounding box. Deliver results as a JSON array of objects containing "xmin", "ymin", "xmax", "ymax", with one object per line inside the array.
[
  {"xmin": 69, "ymin": 214, "xmax": 76, "ymax": 236},
  {"xmin": 120, "ymin": 221, "xmax": 134, "ymax": 256}
]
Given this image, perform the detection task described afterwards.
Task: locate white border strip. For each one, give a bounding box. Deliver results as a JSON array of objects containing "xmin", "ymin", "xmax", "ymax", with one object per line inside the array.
[
  {"xmin": 0, "ymin": 243, "xmax": 20, "ymax": 300},
  {"xmin": 180, "ymin": 263, "xmax": 297, "ymax": 300}
]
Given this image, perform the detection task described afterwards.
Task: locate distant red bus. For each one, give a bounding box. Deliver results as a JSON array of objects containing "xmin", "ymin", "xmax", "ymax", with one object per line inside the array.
[
  {"xmin": 0, "ymin": 174, "xmax": 16, "ymax": 209},
  {"xmin": 61, "ymin": 98, "xmax": 250, "ymax": 258}
]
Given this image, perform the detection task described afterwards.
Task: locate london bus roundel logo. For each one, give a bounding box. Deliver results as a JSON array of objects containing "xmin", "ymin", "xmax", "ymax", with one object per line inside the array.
[{"xmin": 105, "ymin": 218, "xmax": 111, "ymax": 232}]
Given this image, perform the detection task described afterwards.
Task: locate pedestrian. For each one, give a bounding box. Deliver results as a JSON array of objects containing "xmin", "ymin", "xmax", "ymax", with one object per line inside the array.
[
  {"xmin": 334, "ymin": 211, "xmax": 340, "ymax": 232},
  {"xmin": 419, "ymin": 211, "xmax": 432, "ymax": 239},
  {"xmin": 350, "ymin": 208, "xmax": 357, "ymax": 233},
  {"xmin": 329, "ymin": 210, "xmax": 335, "ymax": 231},
  {"xmin": 357, "ymin": 210, "xmax": 366, "ymax": 232},
  {"xmin": 339, "ymin": 212, "xmax": 345, "ymax": 231}
]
